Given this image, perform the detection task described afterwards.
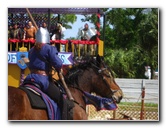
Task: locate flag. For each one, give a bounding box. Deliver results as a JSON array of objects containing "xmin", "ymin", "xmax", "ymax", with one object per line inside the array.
[{"xmin": 84, "ymin": 92, "xmax": 118, "ymax": 111}]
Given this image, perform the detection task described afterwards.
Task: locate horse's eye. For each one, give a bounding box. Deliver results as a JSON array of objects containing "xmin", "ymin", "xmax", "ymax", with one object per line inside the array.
[{"xmin": 98, "ymin": 69, "xmax": 102, "ymax": 73}]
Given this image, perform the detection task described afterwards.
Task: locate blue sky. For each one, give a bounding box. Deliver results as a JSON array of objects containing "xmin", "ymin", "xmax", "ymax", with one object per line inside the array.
[{"xmin": 63, "ymin": 15, "xmax": 102, "ymax": 39}]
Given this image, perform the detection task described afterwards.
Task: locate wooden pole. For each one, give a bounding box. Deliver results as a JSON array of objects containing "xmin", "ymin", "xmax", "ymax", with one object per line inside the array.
[
  {"xmin": 47, "ymin": 8, "xmax": 51, "ymax": 32},
  {"xmin": 96, "ymin": 9, "xmax": 100, "ymax": 56},
  {"xmin": 58, "ymin": 71, "xmax": 74, "ymax": 101},
  {"xmin": 26, "ymin": 8, "xmax": 38, "ymax": 30},
  {"xmin": 140, "ymin": 79, "xmax": 145, "ymax": 120},
  {"xmin": 113, "ymin": 110, "xmax": 116, "ymax": 119},
  {"xmin": 102, "ymin": 13, "xmax": 106, "ymax": 55}
]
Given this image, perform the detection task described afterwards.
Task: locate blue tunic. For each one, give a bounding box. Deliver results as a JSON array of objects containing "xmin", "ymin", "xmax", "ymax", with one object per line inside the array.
[{"xmin": 24, "ymin": 44, "xmax": 63, "ymax": 92}]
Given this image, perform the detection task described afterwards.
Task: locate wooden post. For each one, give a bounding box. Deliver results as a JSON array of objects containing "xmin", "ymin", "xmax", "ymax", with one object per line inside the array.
[
  {"xmin": 78, "ymin": 44, "xmax": 80, "ymax": 58},
  {"xmin": 96, "ymin": 9, "xmax": 100, "ymax": 56},
  {"xmin": 58, "ymin": 71, "xmax": 74, "ymax": 101},
  {"xmin": 26, "ymin": 8, "xmax": 38, "ymax": 30},
  {"xmin": 113, "ymin": 110, "xmax": 116, "ymax": 119},
  {"xmin": 10, "ymin": 42, "xmax": 12, "ymax": 51},
  {"xmin": 60, "ymin": 43, "xmax": 62, "ymax": 52},
  {"xmin": 29, "ymin": 42, "xmax": 31, "ymax": 51},
  {"xmin": 84, "ymin": 44, "xmax": 87, "ymax": 55},
  {"xmin": 16, "ymin": 42, "xmax": 18, "ymax": 51},
  {"xmin": 72, "ymin": 43, "xmax": 75, "ymax": 56},
  {"xmin": 47, "ymin": 8, "xmax": 51, "ymax": 32},
  {"xmin": 140, "ymin": 79, "xmax": 145, "ymax": 120},
  {"xmin": 65, "ymin": 43, "xmax": 68, "ymax": 52}
]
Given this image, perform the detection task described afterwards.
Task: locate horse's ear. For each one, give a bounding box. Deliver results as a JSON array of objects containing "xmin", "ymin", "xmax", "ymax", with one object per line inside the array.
[
  {"xmin": 96, "ymin": 54, "xmax": 105, "ymax": 67},
  {"xmin": 96, "ymin": 54, "xmax": 102, "ymax": 64}
]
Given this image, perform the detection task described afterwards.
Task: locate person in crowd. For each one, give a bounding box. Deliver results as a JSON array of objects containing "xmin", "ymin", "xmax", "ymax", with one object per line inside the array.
[
  {"xmin": 8, "ymin": 23, "xmax": 23, "ymax": 51},
  {"xmin": 41, "ymin": 22, "xmax": 47, "ymax": 29},
  {"xmin": 23, "ymin": 21, "xmax": 37, "ymax": 48},
  {"xmin": 51, "ymin": 22, "xmax": 66, "ymax": 51},
  {"xmin": 78, "ymin": 23, "xmax": 97, "ymax": 56},
  {"xmin": 80, "ymin": 23, "xmax": 90, "ymax": 41}
]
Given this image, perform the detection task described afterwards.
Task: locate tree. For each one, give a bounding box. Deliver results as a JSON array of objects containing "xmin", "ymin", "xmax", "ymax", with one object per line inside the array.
[
  {"xmin": 137, "ymin": 8, "xmax": 158, "ymax": 78},
  {"xmin": 59, "ymin": 14, "xmax": 77, "ymax": 29},
  {"xmin": 81, "ymin": 8, "xmax": 158, "ymax": 78}
]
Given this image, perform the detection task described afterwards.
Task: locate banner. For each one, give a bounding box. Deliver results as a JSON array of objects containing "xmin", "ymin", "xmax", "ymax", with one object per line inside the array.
[
  {"xmin": 58, "ymin": 52, "xmax": 73, "ymax": 65},
  {"xmin": 8, "ymin": 52, "xmax": 73, "ymax": 68},
  {"xmin": 16, "ymin": 52, "xmax": 28, "ymax": 69},
  {"xmin": 8, "ymin": 52, "xmax": 17, "ymax": 64}
]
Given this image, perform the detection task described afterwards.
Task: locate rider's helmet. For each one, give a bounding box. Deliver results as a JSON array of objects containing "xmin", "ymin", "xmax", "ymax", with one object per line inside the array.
[{"xmin": 35, "ymin": 27, "xmax": 50, "ymax": 44}]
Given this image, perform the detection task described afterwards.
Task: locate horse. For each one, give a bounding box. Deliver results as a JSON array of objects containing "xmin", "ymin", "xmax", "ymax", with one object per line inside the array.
[{"xmin": 8, "ymin": 55, "xmax": 123, "ymax": 120}]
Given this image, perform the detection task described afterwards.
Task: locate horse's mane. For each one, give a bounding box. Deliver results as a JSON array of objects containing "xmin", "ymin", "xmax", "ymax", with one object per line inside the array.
[
  {"xmin": 64, "ymin": 55, "xmax": 97, "ymax": 87},
  {"xmin": 64, "ymin": 55, "xmax": 115, "ymax": 88}
]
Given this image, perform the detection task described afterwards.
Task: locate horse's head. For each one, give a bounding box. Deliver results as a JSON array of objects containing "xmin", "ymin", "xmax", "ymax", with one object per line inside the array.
[
  {"xmin": 90, "ymin": 55, "xmax": 123, "ymax": 103},
  {"xmin": 64, "ymin": 55, "xmax": 123, "ymax": 103}
]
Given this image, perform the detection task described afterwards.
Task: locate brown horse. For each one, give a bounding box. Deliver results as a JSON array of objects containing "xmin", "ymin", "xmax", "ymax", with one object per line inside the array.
[{"xmin": 8, "ymin": 55, "xmax": 123, "ymax": 120}]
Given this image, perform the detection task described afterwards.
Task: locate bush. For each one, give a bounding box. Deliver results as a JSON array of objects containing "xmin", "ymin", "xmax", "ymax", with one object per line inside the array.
[{"xmin": 104, "ymin": 48, "xmax": 146, "ymax": 78}]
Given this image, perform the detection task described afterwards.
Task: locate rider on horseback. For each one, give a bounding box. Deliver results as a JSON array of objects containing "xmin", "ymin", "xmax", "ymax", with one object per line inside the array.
[{"xmin": 23, "ymin": 27, "xmax": 73, "ymax": 120}]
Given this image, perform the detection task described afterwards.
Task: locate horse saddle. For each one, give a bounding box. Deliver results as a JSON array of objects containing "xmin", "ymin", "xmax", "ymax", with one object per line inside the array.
[
  {"xmin": 19, "ymin": 81, "xmax": 74, "ymax": 120},
  {"xmin": 19, "ymin": 81, "xmax": 47, "ymax": 109}
]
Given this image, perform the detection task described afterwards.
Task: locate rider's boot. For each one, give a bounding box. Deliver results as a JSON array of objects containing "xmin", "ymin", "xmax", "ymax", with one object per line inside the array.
[{"xmin": 46, "ymin": 82, "xmax": 74, "ymax": 120}]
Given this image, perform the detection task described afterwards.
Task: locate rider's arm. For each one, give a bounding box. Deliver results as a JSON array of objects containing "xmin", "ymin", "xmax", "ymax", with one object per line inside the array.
[{"xmin": 48, "ymin": 46, "xmax": 63, "ymax": 72}]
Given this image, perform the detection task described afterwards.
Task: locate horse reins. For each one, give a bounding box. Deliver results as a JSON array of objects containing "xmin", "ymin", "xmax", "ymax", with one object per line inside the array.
[
  {"xmin": 69, "ymin": 86, "xmax": 87, "ymax": 111},
  {"xmin": 90, "ymin": 62, "xmax": 121, "ymax": 100}
]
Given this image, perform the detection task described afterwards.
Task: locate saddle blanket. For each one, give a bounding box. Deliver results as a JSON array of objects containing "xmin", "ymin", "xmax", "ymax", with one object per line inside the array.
[
  {"xmin": 84, "ymin": 92, "xmax": 118, "ymax": 111},
  {"xmin": 19, "ymin": 84, "xmax": 61, "ymax": 120}
]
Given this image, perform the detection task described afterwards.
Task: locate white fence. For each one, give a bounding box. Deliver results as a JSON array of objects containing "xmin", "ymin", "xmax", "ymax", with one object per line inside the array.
[{"xmin": 115, "ymin": 78, "xmax": 159, "ymax": 104}]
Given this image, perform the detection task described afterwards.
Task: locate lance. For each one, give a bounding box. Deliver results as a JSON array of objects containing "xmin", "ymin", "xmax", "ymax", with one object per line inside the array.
[
  {"xmin": 26, "ymin": 8, "xmax": 38, "ymax": 30},
  {"xmin": 25, "ymin": 8, "xmax": 74, "ymax": 101}
]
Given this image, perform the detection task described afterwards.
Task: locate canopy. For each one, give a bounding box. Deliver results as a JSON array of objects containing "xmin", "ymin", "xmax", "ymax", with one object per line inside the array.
[{"xmin": 8, "ymin": 8, "xmax": 103, "ymax": 15}]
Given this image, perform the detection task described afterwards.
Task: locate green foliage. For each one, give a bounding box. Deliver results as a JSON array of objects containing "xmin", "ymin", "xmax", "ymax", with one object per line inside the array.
[
  {"xmin": 102, "ymin": 8, "xmax": 158, "ymax": 78},
  {"xmin": 104, "ymin": 48, "xmax": 146, "ymax": 78},
  {"xmin": 60, "ymin": 14, "xmax": 77, "ymax": 29}
]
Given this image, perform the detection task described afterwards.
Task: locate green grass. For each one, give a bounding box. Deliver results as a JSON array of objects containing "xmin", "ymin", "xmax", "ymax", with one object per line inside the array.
[{"xmin": 118, "ymin": 102, "xmax": 158, "ymax": 107}]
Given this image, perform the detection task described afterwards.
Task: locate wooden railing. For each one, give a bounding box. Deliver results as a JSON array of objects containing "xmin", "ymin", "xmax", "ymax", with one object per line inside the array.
[{"xmin": 8, "ymin": 39, "xmax": 103, "ymax": 57}]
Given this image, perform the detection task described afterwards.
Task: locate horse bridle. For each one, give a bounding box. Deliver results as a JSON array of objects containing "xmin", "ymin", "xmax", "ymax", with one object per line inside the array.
[
  {"xmin": 70, "ymin": 66, "xmax": 121, "ymax": 109},
  {"xmin": 65, "ymin": 61, "xmax": 121, "ymax": 110},
  {"xmin": 91, "ymin": 63, "xmax": 121, "ymax": 102}
]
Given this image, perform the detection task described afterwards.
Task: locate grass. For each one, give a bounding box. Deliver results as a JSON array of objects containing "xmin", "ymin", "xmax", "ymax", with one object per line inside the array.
[
  {"xmin": 118, "ymin": 102, "xmax": 158, "ymax": 107},
  {"xmin": 117, "ymin": 102, "xmax": 159, "ymax": 113}
]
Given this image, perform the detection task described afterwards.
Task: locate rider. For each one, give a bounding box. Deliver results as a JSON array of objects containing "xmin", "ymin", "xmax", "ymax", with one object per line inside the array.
[{"xmin": 23, "ymin": 27, "xmax": 64, "ymax": 112}]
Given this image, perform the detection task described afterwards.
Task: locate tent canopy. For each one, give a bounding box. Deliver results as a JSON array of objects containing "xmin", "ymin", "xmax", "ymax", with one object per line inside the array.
[{"xmin": 8, "ymin": 8, "xmax": 103, "ymax": 15}]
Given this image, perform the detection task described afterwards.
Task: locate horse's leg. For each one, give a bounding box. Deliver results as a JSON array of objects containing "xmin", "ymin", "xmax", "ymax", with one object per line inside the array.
[
  {"xmin": 69, "ymin": 88, "xmax": 88, "ymax": 120},
  {"xmin": 73, "ymin": 104, "xmax": 88, "ymax": 120},
  {"xmin": 8, "ymin": 86, "xmax": 48, "ymax": 120}
]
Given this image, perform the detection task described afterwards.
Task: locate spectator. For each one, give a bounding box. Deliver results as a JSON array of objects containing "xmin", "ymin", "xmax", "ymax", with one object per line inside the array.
[
  {"xmin": 23, "ymin": 21, "xmax": 37, "ymax": 48},
  {"xmin": 23, "ymin": 21, "xmax": 37, "ymax": 40},
  {"xmin": 51, "ymin": 22, "xmax": 66, "ymax": 51},
  {"xmin": 8, "ymin": 23, "xmax": 23, "ymax": 51},
  {"xmin": 41, "ymin": 22, "xmax": 47, "ymax": 29}
]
